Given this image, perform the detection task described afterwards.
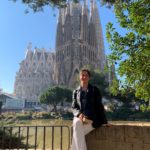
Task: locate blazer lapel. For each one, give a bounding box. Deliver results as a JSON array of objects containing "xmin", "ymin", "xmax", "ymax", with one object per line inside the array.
[{"xmin": 76, "ymin": 87, "xmax": 81, "ymax": 108}]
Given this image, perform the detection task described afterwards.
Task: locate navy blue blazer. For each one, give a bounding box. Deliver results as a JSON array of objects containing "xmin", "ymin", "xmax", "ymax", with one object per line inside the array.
[{"xmin": 72, "ymin": 84, "xmax": 107, "ymax": 128}]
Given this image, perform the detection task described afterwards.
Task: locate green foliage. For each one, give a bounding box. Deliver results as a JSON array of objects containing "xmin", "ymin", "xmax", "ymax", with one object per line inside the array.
[
  {"xmin": 107, "ymin": 82, "xmax": 150, "ymax": 120},
  {"xmin": 109, "ymin": 78, "xmax": 120, "ymax": 96},
  {"xmin": 11, "ymin": 0, "xmax": 67, "ymax": 12},
  {"xmin": 1, "ymin": 111, "xmax": 68, "ymax": 125},
  {"xmin": 129, "ymin": 111, "xmax": 150, "ymax": 120},
  {"xmin": 101, "ymin": 0, "xmax": 131, "ymax": 8},
  {"xmin": 61, "ymin": 112, "xmax": 73, "ymax": 120},
  {"xmin": 140, "ymin": 104, "xmax": 150, "ymax": 112},
  {"xmin": 0, "ymin": 128, "xmax": 33, "ymax": 148},
  {"xmin": 10, "ymin": 0, "xmax": 131, "ymax": 12},
  {"xmin": 32, "ymin": 111, "xmax": 60, "ymax": 119},
  {"xmin": 106, "ymin": 0, "xmax": 150, "ymax": 100},
  {"xmin": 90, "ymin": 70, "xmax": 109, "ymax": 97},
  {"xmin": 0, "ymin": 101, "xmax": 2, "ymax": 114},
  {"xmin": 110, "ymin": 107, "xmax": 134, "ymax": 120},
  {"xmin": 39, "ymin": 86, "xmax": 72, "ymax": 112},
  {"xmin": 79, "ymin": 65, "xmax": 109, "ymax": 97},
  {"xmin": 107, "ymin": 108, "xmax": 150, "ymax": 121},
  {"xmin": 16, "ymin": 113, "xmax": 32, "ymax": 120},
  {"xmin": 110, "ymin": 84, "xmax": 142, "ymax": 109},
  {"xmin": 33, "ymin": 112, "xmax": 50, "ymax": 119}
]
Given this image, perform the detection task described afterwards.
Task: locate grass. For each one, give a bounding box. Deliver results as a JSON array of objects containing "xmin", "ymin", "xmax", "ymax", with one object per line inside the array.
[
  {"xmin": 1, "ymin": 119, "xmax": 72, "ymax": 149},
  {"xmin": 2, "ymin": 113, "xmax": 149, "ymax": 149},
  {"xmin": 20, "ymin": 126, "xmax": 70, "ymax": 149}
]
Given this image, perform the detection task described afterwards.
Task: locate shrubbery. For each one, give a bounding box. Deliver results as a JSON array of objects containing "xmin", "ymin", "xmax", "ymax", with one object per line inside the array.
[
  {"xmin": 106, "ymin": 108, "xmax": 150, "ymax": 121},
  {"xmin": 0, "ymin": 128, "xmax": 33, "ymax": 148},
  {"xmin": 16, "ymin": 113, "xmax": 32, "ymax": 120},
  {"xmin": 0, "ymin": 111, "xmax": 73, "ymax": 125}
]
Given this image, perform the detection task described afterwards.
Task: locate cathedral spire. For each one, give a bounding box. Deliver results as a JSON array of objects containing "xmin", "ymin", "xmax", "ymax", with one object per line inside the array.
[
  {"xmin": 82, "ymin": 0, "xmax": 88, "ymax": 15},
  {"xmin": 56, "ymin": 8, "xmax": 64, "ymax": 48},
  {"xmin": 84, "ymin": 0, "xmax": 88, "ymax": 6},
  {"xmin": 90, "ymin": 0, "xmax": 95, "ymax": 22},
  {"xmin": 58, "ymin": 8, "xmax": 62, "ymax": 24},
  {"xmin": 27, "ymin": 42, "xmax": 32, "ymax": 51},
  {"xmin": 81, "ymin": 0, "xmax": 89, "ymax": 41},
  {"xmin": 66, "ymin": 2, "xmax": 71, "ymax": 15},
  {"xmin": 90, "ymin": 0, "xmax": 106, "ymax": 71},
  {"xmin": 90, "ymin": 0, "xmax": 97, "ymax": 18},
  {"xmin": 93, "ymin": 0, "xmax": 96, "ymax": 8},
  {"xmin": 90, "ymin": 0, "xmax": 94, "ymax": 15},
  {"xmin": 25, "ymin": 42, "xmax": 32, "ymax": 60}
]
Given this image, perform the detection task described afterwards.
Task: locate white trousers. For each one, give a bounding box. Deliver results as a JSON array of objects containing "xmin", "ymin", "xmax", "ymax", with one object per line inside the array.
[{"xmin": 71, "ymin": 117, "xmax": 94, "ymax": 150}]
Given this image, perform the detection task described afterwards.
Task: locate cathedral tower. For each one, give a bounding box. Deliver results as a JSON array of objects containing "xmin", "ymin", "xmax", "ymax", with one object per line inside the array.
[
  {"xmin": 55, "ymin": 0, "xmax": 106, "ymax": 87},
  {"xmin": 14, "ymin": 1, "xmax": 108, "ymax": 102}
]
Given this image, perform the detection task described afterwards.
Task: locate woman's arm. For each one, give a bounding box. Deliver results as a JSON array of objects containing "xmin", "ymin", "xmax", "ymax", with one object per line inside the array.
[{"xmin": 72, "ymin": 90, "xmax": 81, "ymax": 117}]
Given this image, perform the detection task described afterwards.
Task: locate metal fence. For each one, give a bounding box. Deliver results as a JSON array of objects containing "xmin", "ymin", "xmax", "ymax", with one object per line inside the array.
[{"xmin": 0, "ymin": 125, "xmax": 71, "ymax": 150}]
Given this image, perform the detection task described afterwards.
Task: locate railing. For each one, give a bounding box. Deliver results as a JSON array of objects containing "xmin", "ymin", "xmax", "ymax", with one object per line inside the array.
[{"xmin": 0, "ymin": 125, "xmax": 71, "ymax": 150}]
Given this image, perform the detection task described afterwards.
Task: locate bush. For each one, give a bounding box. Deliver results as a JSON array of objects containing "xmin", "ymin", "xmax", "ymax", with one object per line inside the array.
[
  {"xmin": 106, "ymin": 108, "xmax": 150, "ymax": 121},
  {"xmin": 16, "ymin": 114, "xmax": 32, "ymax": 120},
  {"xmin": 129, "ymin": 111, "xmax": 150, "ymax": 121},
  {"xmin": 61, "ymin": 112, "xmax": 73, "ymax": 120},
  {"xmin": 32, "ymin": 112, "xmax": 52, "ymax": 119},
  {"xmin": 0, "ymin": 128, "xmax": 33, "ymax": 148}
]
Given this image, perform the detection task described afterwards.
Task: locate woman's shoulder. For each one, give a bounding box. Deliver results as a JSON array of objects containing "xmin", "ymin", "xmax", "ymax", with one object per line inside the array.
[
  {"xmin": 73, "ymin": 86, "xmax": 81, "ymax": 94},
  {"xmin": 89, "ymin": 84, "xmax": 99, "ymax": 92}
]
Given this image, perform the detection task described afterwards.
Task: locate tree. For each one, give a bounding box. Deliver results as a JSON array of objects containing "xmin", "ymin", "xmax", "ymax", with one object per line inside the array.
[
  {"xmin": 0, "ymin": 128, "xmax": 33, "ymax": 148},
  {"xmin": 109, "ymin": 78, "xmax": 120, "ymax": 96},
  {"xmin": 89, "ymin": 70, "xmax": 109, "ymax": 97},
  {"xmin": 106, "ymin": 0, "xmax": 150, "ymax": 101},
  {"xmin": 0, "ymin": 101, "xmax": 2, "ymax": 115},
  {"xmin": 10, "ymin": 0, "xmax": 131, "ymax": 12},
  {"xmin": 39, "ymin": 86, "xmax": 72, "ymax": 112},
  {"xmin": 76, "ymin": 65, "xmax": 109, "ymax": 97}
]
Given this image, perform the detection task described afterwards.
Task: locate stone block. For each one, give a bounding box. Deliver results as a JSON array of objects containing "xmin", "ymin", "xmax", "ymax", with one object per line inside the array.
[
  {"xmin": 87, "ymin": 140, "xmax": 108, "ymax": 150},
  {"xmin": 86, "ymin": 125, "xmax": 150, "ymax": 150},
  {"xmin": 143, "ymin": 144, "xmax": 150, "ymax": 150},
  {"xmin": 132, "ymin": 142, "xmax": 144, "ymax": 150},
  {"xmin": 105, "ymin": 142, "xmax": 132, "ymax": 150},
  {"xmin": 125, "ymin": 126, "xmax": 143, "ymax": 143},
  {"xmin": 107, "ymin": 125, "xmax": 125, "ymax": 142},
  {"xmin": 95, "ymin": 126, "xmax": 107, "ymax": 140},
  {"xmin": 142, "ymin": 127, "xmax": 150, "ymax": 144}
]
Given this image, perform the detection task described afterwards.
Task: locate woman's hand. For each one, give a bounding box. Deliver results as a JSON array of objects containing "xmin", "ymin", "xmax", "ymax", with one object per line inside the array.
[
  {"xmin": 102, "ymin": 123, "xmax": 112, "ymax": 127},
  {"xmin": 79, "ymin": 113, "xmax": 84, "ymax": 121}
]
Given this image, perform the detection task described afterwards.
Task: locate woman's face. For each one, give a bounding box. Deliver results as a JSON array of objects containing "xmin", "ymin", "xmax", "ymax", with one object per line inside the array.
[{"xmin": 79, "ymin": 71, "xmax": 90, "ymax": 84}]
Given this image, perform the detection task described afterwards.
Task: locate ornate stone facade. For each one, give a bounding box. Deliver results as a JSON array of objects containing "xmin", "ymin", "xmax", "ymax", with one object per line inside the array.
[
  {"xmin": 14, "ymin": 44, "xmax": 55, "ymax": 102},
  {"xmin": 55, "ymin": 0, "xmax": 106, "ymax": 87},
  {"xmin": 14, "ymin": 1, "xmax": 110, "ymax": 102}
]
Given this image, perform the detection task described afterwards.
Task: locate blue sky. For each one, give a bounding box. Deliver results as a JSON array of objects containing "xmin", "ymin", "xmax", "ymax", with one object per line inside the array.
[{"xmin": 0, "ymin": 0, "xmax": 122, "ymax": 93}]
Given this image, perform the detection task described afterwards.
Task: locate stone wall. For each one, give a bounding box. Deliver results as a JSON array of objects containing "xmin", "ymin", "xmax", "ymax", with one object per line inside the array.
[{"xmin": 86, "ymin": 125, "xmax": 150, "ymax": 150}]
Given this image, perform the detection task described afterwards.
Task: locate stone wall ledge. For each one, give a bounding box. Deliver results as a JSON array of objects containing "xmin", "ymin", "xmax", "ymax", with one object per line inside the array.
[{"xmin": 86, "ymin": 125, "xmax": 150, "ymax": 150}]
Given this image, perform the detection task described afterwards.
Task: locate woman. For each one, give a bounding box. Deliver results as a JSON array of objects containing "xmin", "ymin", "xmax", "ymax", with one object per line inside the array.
[{"xmin": 71, "ymin": 68, "xmax": 111, "ymax": 150}]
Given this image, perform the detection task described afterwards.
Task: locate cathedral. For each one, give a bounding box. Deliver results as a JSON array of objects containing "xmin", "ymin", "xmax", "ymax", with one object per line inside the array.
[
  {"xmin": 14, "ymin": 0, "xmax": 109, "ymax": 104},
  {"xmin": 14, "ymin": 45, "xmax": 55, "ymax": 103},
  {"xmin": 55, "ymin": 0, "xmax": 106, "ymax": 87}
]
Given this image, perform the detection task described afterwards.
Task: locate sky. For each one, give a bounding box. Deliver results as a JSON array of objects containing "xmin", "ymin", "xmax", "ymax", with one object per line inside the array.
[{"xmin": 0, "ymin": 0, "xmax": 123, "ymax": 94}]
